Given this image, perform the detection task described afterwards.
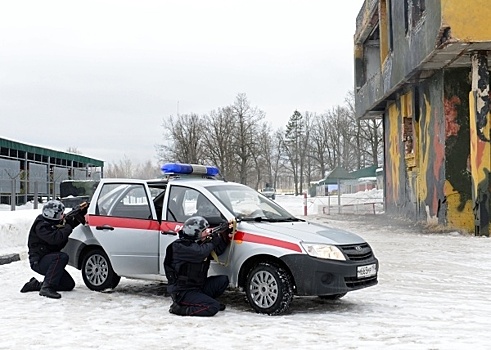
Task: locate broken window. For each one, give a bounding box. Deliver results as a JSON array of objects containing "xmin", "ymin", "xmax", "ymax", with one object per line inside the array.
[
  {"xmin": 403, "ymin": 117, "xmax": 414, "ymax": 154},
  {"xmin": 412, "ymin": 0, "xmax": 425, "ymax": 27}
]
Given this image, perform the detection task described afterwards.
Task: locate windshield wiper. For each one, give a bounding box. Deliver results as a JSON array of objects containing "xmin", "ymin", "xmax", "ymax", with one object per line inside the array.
[
  {"xmin": 284, "ymin": 217, "xmax": 304, "ymax": 222},
  {"xmin": 240, "ymin": 216, "xmax": 305, "ymax": 223},
  {"xmin": 240, "ymin": 216, "xmax": 265, "ymax": 222}
]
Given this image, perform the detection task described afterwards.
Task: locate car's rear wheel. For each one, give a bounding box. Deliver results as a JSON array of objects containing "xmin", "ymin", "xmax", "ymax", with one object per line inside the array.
[
  {"xmin": 82, "ymin": 248, "xmax": 121, "ymax": 291},
  {"xmin": 245, "ymin": 262, "xmax": 293, "ymax": 315}
]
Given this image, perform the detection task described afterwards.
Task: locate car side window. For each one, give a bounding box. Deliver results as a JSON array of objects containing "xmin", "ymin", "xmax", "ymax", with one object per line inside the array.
[
  {"xmin": 166, "ymin": 186, "xmax": 187, "ymax": 222},
  {"xmin": 166, "ymin": 186, "xmax": 221, "ymax": 222},
  {"xmin": 96, "ymin": 183, "xmax": 152, "ymax": 219}
]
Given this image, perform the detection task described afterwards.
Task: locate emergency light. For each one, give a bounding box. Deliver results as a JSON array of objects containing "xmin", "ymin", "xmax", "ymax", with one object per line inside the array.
[{"xmin": 161, "ymin": 163, "xmax": 220, "ymax": 177}]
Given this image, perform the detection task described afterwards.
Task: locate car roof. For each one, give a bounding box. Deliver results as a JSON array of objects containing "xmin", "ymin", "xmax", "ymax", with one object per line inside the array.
[
  {"xmin": 100, "ymin": 175, "xmax": 248, "ymax": 191},
  {"xmin": 145, "ymin": 176, "xmax": 246, "ymax": 189}
]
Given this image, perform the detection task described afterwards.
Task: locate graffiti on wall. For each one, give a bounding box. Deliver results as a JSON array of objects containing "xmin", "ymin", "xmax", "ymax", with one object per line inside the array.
[
  {"xmin": 385, "ymin": 103, "xmax": 402, "ymax": 206},
  {"xmin": 444, "ymin": 69, "xmax": 473, "ymax": 231},
  {"xmin": 382, "ymin": 68, "xmax": 482, "ymax": 231}
]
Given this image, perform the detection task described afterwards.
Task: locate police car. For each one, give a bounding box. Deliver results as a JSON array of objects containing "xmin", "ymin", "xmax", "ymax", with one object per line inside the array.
[{"xmin": 63, "ymin": 163, "xmax": 378, "ymax": 315}]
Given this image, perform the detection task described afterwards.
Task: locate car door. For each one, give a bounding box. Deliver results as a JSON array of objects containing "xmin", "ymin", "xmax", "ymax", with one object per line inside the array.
[
  {"xmin": 157, "ymin": 183, "xmax": 235, "ymax": 276},
  {"xmin": 157, "ymin": 184, "xmax": 195, "ymax": 275},
  {"xmin": 86, "ymin": 180, "xmax": 160, "ymax": 277}
]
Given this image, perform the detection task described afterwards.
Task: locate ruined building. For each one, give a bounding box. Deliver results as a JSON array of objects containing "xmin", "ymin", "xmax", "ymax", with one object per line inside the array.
[{"xmin": 354, "ymin": 0, "xmax": 491, "ymax": 235}]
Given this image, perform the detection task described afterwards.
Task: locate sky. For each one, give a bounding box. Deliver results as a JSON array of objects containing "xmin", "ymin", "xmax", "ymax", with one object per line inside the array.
[
  {"xmin": 1, "ymin": 192, "xmax": 491, "ymax": 349},
  {"xmin": 0, "ymin": 0, "xmax": 365, "ymax": 165}
]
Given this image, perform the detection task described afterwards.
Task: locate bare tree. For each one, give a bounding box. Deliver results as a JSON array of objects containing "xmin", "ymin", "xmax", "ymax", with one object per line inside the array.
[
  {"xmin": 250, "ymin": 122, "xmax": 273, "ymax": 190},
  {"xmin": 301, "ymin": 111, "xmax": 316, "ymax": 192},
  {"xmin": 133, "ymin": 160, "xmax": 161, "ymax": 179},
  {"xmin": 105, "ymin": 155, "xmax": 134, "ymax": 178},
  {"xmin": 256, "ymin": 124, "xmax": 275, "ymax": 188},
  {"xmin": 153, "ymin": 90, "xmax": 384, "ymax": 193},
  {"xmin": 66, "ymin": 147, "xmax": 81, "ymax": 154},
  {"xmin": 157, "ymin": 114, "xmax": 206, "ymax": 164},
  {"xmin": 309, "ymin": 114, "xmax": 330, "ymax": 178},
  {"xmin": 271, "ymin": 129, "xmax": 284, "ymax": 189},
  {"xmin": 345, "ymin": 91, "xmax": 383, "ymax": 168},
  {"xmin": 231, "ymin": 93, "xmax": 265, "ymax": 185},
  {"xmin": 202, "ymin": 107, "xmax": 238, "ymax": 180}
]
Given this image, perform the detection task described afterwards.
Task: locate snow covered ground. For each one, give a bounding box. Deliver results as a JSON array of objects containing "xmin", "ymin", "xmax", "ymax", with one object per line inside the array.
[{"xmin": 1, "ymin": 190, "xmax": 491, "ymax": 349}]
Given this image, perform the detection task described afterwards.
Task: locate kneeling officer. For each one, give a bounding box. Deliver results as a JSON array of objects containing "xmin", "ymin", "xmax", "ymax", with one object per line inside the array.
[
  {"xmin": 21, "ymin": 200, "xmax": 84, "ymax": 299},
  {"xmin": 164, "ymin": 216, "xmax": 230, "ymax": 316}
]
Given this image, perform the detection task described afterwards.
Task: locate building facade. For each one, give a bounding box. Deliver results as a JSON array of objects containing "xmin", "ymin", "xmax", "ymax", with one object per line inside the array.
[
  {"xmin": 0, "ymin": 137, "xmax": 103, "ymax": 205},
  {"xmin": 354, "ymin": 0, "xmax": 491, "ymax": 235}
]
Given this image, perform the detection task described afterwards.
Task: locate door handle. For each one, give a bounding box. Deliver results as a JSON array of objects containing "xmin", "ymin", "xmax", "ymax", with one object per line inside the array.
[
  {"xmin": 161, "ymin": 230, "xmax": 177, "ymax": 236},
  {"xmin": 95, "ymin": 225, "xmax": 115, "ymax": 231}
]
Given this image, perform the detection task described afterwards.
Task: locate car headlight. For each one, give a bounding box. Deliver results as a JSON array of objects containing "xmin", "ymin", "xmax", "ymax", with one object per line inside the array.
[{"xmin": 300, "ymin": 243, "xmax": 346, "ymax": 261}]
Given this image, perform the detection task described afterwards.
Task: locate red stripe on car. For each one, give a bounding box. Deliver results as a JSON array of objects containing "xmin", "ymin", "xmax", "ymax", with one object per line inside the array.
[
  {"xmin": 234, "ymin": 231, "xmax": 301, "ymax": 252},
  {"xmin": 87, "ymin": 215, "xmax": 160, "ymax": 230}
]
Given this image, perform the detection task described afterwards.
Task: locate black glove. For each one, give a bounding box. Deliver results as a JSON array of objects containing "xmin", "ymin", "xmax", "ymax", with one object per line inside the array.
[
  {"xmin": 209, "ymin": 231, "xmax": 221, "ymax": 245},
  {"xmin": 65, "ymin": 201, "xmax": 89, "ymax": 225},
  {"xmin": 65, "ymin": 215, "xmax": 80, "ymax": 229},
  {"xmin": 211, "ymin": 222, "xmax": 232, "ymax": 244}
]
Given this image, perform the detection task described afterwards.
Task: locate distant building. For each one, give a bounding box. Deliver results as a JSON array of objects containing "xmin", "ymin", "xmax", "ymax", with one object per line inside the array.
[
  {"xmin": 354, "ymin": 1, "xmax": 491, "ymax": 235},
  {"xmin": 0, "ymin": 137, "xmax": 104, "ymax": 205}
]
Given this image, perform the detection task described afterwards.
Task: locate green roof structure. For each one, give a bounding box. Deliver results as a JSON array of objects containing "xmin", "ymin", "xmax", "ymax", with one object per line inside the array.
[{"xmin": 0, "ymin": 137, "xmax": 104, "ymax": 166}]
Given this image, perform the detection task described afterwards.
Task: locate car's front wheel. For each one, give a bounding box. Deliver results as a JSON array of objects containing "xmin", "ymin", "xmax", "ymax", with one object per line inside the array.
[
  {"xmin": 82, "ymin": 248, "xmax": 121, "ymax": 291},
  {"xmin": 245, "ymin": 262, "xmax": 293, "ymax": 315}
]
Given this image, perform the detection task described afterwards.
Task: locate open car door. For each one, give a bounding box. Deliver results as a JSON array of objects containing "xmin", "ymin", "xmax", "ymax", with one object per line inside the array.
[{"xmin": 86, "ymin": 179, "xmax": 160, "ymax": 277}]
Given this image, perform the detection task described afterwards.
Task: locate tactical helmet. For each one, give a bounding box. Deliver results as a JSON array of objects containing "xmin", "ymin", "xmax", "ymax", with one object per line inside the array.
[
  {"xmin": 42, "ymin": 200, "xmax": 65, "ymax": 221},
  {"xmin": 181, "ymin": 216, "xmax": 209, "ymax": 241}
]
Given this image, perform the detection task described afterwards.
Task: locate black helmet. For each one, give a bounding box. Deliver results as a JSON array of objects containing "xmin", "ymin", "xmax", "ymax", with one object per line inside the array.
[
  {"xmin": 181, "ymin": 216, "xmax": 209, "ymax": 241},
  {"xmin": 42, "ymin": 200, "xmax": 65, "ymax": 221}
]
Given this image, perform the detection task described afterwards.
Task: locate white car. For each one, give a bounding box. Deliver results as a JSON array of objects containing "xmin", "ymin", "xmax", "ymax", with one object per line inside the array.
[
  {"xmin": 261, "ymin": 187, "xmax": 276, "ymax": 200},
  {"xmin": 63, "ymin": 163, "xmax": 378, "ymax": 315}
]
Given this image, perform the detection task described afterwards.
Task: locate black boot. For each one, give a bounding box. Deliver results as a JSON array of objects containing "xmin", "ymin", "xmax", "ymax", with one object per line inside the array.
[
  {"xmin": 219, "ymin": 303, "xmax": 226, "ymax": 311},
  {"xmin": 169, "ymin": 302, "xmax": 188, "ymax": 316},
  {"xmin": 20, "ymin": 277, "xmax": 42, "ymax": 293},
  {"xmin": 39, "ymin": 285, "xmax": 61, "ymax": 299}
]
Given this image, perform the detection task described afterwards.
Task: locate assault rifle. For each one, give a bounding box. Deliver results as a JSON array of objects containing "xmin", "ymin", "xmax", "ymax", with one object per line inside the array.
[
  {"xmin": 65, "ymin": 201, "xmax": 89, "ymax": 226},
  {"xmin": 201, "ymin": 221, "xmax": 232, "ymax": 244}
]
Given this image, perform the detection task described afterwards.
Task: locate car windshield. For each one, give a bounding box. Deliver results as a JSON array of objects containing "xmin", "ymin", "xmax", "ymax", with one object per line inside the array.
[{"xmin": 206, "ymin": 184, "xmax": 300, "ymax": 222}]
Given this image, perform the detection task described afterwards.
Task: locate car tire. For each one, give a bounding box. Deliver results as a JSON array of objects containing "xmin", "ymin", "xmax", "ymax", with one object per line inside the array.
[
  {"xmin": 82, "ymin": 248, "xmax": 121, "ymax": 291},
  {"xmin": 245, "ymin": 262, "xmax": 293, "ymax": 315},
  {"xmin": 318, "ymin": 293, "xmax": 347, "ymax": 300}
]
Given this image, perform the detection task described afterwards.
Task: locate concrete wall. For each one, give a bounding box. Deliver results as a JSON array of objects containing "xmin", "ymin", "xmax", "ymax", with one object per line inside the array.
[
  {"xmin": 443, "ymin": 69, "xmax": 474, "ymax": 231},
  {"xmin": 383, "ymin": 68, "xmax": 476, "ymax": 231}
]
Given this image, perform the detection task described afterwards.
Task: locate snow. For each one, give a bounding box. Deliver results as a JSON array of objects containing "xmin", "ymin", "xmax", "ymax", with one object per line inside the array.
[{"xmin": 1, "ymin": 190, "xmax": 491, "ymax": 349}]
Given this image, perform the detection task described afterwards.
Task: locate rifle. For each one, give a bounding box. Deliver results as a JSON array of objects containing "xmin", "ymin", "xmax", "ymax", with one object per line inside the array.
[
  {"xmin": 206, "ymin": 219, "xmax": 237, "ymax": 266},
  {"xmin": 65, "ymin": 201, "xmax": 89, "ymax": 226},
  {"xmin": 201, "ymin": 221, "xmax": 231, "ymax": 244}
]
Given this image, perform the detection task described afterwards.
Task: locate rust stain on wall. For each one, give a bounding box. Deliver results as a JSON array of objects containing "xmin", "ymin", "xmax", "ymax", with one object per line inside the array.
[
  {"xmin": 417, "ymin": 95, "xmax": 431, "ymax": 205},
  {"xmin": 432, "ymin": 104, "xmax": 446, "ymax": 219},
  {"xmin": 386, "ymin": 103, "xmax": 401, "ymax": 204},
  {"xmin": 442, "ymin": 69, "xmax": 473, "ymax": 231},
  {"xmin": 445, "ymin": 96, "xmax": 461, "ymax": 138}
]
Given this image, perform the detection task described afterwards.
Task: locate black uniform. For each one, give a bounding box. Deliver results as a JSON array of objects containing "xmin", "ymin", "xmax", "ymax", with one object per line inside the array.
[
  {"xmin": 164, "ymin": 230, "xmax": 229, "ymax": 316},
  {"xmin": 25, "ymin": 214, "xmax": 78, "ymax": 295}
]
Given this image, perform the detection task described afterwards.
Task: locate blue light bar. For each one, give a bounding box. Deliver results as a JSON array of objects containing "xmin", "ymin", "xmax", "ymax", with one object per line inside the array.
[{"xmin": 161, "ymin": 163, "xmax": 220, "ymax": 176}]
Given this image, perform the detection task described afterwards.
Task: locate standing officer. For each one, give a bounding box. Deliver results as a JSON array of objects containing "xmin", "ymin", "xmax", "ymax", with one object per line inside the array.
[
  {"xmin": 20, "ymin": 199, "xmax": 82, "ymax": 299},
  {"xmin": 164, "ymin": 216, "xmax": 231, "ymax": 316}
]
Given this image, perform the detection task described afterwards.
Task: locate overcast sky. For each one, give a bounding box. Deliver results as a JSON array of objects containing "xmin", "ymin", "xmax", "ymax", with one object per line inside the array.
[{"xmin": 1, "ymin": 0, "xmax": 365, "ymax": 165}]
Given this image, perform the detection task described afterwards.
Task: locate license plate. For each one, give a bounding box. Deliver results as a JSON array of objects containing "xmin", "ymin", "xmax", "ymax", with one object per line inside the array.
[{"xmin": 357, "ymin": 264, "xmax": 377, "ymax": 278}]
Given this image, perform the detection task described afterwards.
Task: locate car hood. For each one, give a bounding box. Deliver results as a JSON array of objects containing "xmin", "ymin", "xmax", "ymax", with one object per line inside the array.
[{"xmin": 243, "ymin": 221, "xmax": 366, "ymax": 245}]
